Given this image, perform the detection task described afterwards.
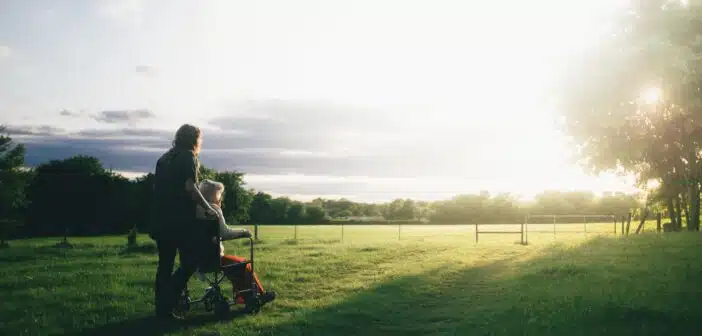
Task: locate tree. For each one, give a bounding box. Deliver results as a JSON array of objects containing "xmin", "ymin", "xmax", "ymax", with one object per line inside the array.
[
  {"xmin": 323, "ymin": 198, "xmax": 357, "ymax": 218},
  {"xmin": 384, "ymin": 199, "xmax": 405, "ymax": 220},
  {"xmin": 270, "ymin": 197, "xmax": 291, "ymax": 223},
  {"xmin": 488, "ymin": 193, "xmax": 520, "ymax": 222},
  {"xmin": 26, "ymin": 155, "xmax": 113, "ymax": 239},
  {"xmin": 287, "ymin": 201, "xmax": 306, "ymax": 224},
  {"xmin": 134, "ymin": 173, "xmax": 155, "ymax": 233},
  {"xmin": 249, "ymin": 191, "xmax": 274, "ymax": 224},
  {"xmin": 554, "ymin": 0, "xmax": 702, "ymax": 230},
  {"xmin": 396, "ymin": 199, "xmax": 417, "ymax": 220},
  {"xmin": 534, "ymin": 191, "xmax": 575, "ymax": 215},
  {"xmin": 429, "ymin": 193, "xmax": 494, "ymax": 224},
  {"xmin": 304, "ymin": 205, "xmax": 327, "ymax": 224},
  {"xmin": 199, "ymin": 164, "xmax": 218, "ymax": 181},
  {"xmin": 596, "ymin": 193, "xmax": 641, "ymax": 217},
  {"xmin": 414, "ymin": 201, "xmax": 432, "ymax": 220},
  {"xmin": 0, "ymin": 126, "xmax": 27, "ymax": 246},
  {"xmin": 360, "ymin": 203, "xmax": 381, "ymax": 217}
]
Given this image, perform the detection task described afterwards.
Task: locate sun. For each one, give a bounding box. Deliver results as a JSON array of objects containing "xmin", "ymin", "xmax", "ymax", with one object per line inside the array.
[{"xmin": 641, "ymin": 87, "xmax": 662, "ymax": 105}]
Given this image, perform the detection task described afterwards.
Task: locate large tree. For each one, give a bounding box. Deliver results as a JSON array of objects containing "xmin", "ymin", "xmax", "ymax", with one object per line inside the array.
[
  {"xmin": 26, "ymin": 155, "xmax": 116, "ymax": 237},
  {"xmin": 555, "ymin": 0, "xmax": 702, "ymax": 231},
  {"xmin": 248, "ymin": 191, "xmax": 274, "ymax": 224},
  {"xmin": 0, "ymin": 126, "xmax": 28, "ymax": 246}
]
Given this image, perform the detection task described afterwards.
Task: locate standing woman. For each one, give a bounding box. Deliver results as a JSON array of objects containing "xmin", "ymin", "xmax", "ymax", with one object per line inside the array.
[{"xmin": 152, "ymin": 124, "xmax": 217, "ymax": 321}]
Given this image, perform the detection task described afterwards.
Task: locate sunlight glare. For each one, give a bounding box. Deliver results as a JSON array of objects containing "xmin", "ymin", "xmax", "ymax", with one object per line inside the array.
[
  {"xmin": 646, "ymin": 179, "xmax": 661, "ymax": 190},
  {"xmin": 641, "ymin": 87, "xmax": 662, "ymax": 105}
]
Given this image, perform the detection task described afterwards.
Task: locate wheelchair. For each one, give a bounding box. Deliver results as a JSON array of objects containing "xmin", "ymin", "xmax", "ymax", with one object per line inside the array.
[{"xmin": 175, "ymin": 218, "xmax": 265, "ymax": 318}]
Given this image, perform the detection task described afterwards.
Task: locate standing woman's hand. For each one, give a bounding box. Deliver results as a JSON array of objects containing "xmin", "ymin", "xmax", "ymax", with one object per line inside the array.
[{"xmin": 241, "ymin": 229, "xmax": 252, "ymax": 238}]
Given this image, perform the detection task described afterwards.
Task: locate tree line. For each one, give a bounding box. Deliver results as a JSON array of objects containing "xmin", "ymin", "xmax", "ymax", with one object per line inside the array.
[{"xmin": 0, "ymin": 127, "xmax": 645, "ymax": 243}]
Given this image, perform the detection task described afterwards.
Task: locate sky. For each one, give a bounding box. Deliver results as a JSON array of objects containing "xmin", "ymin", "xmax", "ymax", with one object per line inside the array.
[{"xmin": 0, "ymin": 0, "xmax": 639, "ymax": 202}]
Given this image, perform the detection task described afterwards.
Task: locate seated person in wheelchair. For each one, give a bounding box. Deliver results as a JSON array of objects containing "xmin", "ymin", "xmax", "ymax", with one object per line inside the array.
[{"xmin": 195, "ymin": 179, "xmax": 276, "ymax": 306}]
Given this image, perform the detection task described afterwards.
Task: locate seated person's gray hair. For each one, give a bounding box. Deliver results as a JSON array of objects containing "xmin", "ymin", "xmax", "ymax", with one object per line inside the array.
[{"xmin": 198, "ymin": 179, "xmax": 225, "ymax": 203}]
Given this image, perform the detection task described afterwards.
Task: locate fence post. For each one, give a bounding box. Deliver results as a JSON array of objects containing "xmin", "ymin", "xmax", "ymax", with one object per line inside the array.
[
  {"xmin": 524, "ymin": 215, "xmax": 529, "ymax": 243},
  {"xmin": 254, "ymin": 223, "xmax": 259, "ymax": 240},
  {"xmin": 614, "ymin": 216, "xmax": 617, "ymax": 235},
  {"xmin": 475, "ymin": 223, "xmax": 478, "ymax": 243},
  {"xmin": 398, "ymin": 223, "xmax": 401, "ymax": 241},
  {"xmin": 626, "ymin": 213, "xmax": 632, "ymax": 236},
  {"xmin": 341, "ymin": 223, "xmax": 344, "ymax": 242},
  {"xmin": 294, "ymin": 224, "xmax": 298, "ymax": 240},
  {"xmin": 657, "ymin": 212, "xmax": 662, "ymax": 233},
  {"xmin": 621, "ymin": 216, "xmax": 625, "ymax": 236},
  {"xmin": 553, "ymin": 215, "xmax": 557, "ymax": 238}
]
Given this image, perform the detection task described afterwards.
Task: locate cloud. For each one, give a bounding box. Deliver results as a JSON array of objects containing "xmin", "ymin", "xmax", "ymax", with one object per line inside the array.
[
  {"xmin": 7, "ymin": 97, "xmax": 489, "ymax": 181},
  {"xmin": 5, "ymin": 125, "xmax": 65, "ymax": 136},
  {"xmin": 9, "ymin": 99, "xmax": 495, "ymax": 181},
  {"xmin": 204, "ymin": 99, "xmax": 498, "ymax": 176},
  {"xmin": 59, "ymin": 108, "xmax": 152, "ymax": 125},
  {"xmin": 9, "ymin": 120, "xmax": 475, "ymax": 180},
  {"xmin": 3, "ymin": 98, "xmax": 550, "ymax": 201},
  {"xmin": 92, "ymin": 109, "xmax": 155, "ymax": 125},
  {"xmin": 97, "ymin": 0, "xmax": 143, "ymax": 25},
  {"xmin": 208, "ymin": 99, "xmax": 464, "ymax": 156},
  {"xmin": 135, "ymin": 65, "xmax": 156, "ymax": 76},
  {"xmin": 12, "ymin": 129, "xmax": 470, "ymax": 201},
  {"xmin": 59, "ymin": 109, "xmax": 85, "ymax": 117},
  {"xmin": 0, "ymin": 45, "xmax": 11, "ymax": 58},
  {"xmin": 74, "ymin": 127, "xmax": 170, "ymax": 139},
  {"xmin": 210, "ymin": 99, "xmax": 412, "ymax": 137}
]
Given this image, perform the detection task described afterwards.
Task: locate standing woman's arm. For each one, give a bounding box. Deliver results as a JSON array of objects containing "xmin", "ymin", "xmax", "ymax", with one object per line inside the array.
[
  {"xmin": 217, "ymin": 207, "xmax": 251, "ymax": 240},
  {"xmin": 187, "ymin": 180, "xmax": 216, "ymax": 214},
  {"xmin": 180, "ymin": 152, "xmax": 216, "ymax": 214}
]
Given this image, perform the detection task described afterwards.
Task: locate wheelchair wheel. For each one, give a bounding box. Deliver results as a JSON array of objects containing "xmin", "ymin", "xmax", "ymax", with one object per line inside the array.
[
  {"xmin": 214, "ymin": 299, "xmax": 230, "ymax": 318},
  {"xmin": 176, "ymin": 293, "xmax": 191, "ymax": 314},
  {"xmin": 243, "ymin": 295, "xmax": 261, "ymax": 315}
]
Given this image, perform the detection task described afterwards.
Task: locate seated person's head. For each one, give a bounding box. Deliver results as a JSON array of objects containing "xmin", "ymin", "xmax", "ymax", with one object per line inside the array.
[{"xmin": 199, "ymin": 179, "xmax": 225, "ymax": 206}]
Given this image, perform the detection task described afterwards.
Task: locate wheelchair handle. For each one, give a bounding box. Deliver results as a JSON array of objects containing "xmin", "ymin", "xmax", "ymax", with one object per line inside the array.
[{"xmin": 248, "ymin": 237, "xmax": 255, "ymax": 274}]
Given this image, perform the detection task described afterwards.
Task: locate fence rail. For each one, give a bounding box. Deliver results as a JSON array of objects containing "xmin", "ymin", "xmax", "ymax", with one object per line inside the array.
[{"xmin": 240, "ymin": 216, "xmax": 638, "ymax": 245}]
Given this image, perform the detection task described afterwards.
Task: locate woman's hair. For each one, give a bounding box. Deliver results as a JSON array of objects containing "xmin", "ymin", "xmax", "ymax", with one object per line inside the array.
[
  {"xmin": 199, "ymin": 179, "xmax": 225, "ymax": 205},
  {"xmin": 173, "ymin": 124, "xmax": 201, "ymax": 151}
]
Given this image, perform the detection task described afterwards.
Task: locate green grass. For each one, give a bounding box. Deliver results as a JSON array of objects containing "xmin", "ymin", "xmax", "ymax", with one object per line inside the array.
[{"xmin": 1, "ymin": 224, "xmax": 700, "ymax": 335}]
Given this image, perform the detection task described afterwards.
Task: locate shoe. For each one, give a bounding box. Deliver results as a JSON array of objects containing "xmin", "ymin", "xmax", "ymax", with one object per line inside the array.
[{"xmin": 260, "ymin": 291, "xmax": 276, "ymax": 305}]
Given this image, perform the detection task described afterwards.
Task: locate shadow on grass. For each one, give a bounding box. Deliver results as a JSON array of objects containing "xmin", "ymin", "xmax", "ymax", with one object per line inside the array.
[
  {"xmin": 0, "ymin": 242, "xmax": 100, "ymax": 263},
  {"xmin": 67, "ymin": 310, "xmax": 252, "ymax": 336},
  {"xmin": 119, "ymin": 242, "xmax": 158, "ymax": 255},
  {"xmin": 255, "ymin": 235, "xmax": 702, "ymax": 336}
]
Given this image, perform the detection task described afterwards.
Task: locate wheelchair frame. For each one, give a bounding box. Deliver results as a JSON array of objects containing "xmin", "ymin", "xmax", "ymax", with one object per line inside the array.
[{"xmin": 177, "ymin": 219, "xmax": 263, "ymax": 318}]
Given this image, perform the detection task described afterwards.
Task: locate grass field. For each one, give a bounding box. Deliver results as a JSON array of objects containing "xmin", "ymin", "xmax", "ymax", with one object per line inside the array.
[{"xmin": 1, "ymin": 224, "xmax": 701, "ymax": 335}]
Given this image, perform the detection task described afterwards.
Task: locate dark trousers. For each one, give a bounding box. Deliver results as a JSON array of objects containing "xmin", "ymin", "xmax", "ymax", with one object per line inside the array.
[{"xmin": 155, "ymin": 234, "xmax": 199, "ymax": 315}]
